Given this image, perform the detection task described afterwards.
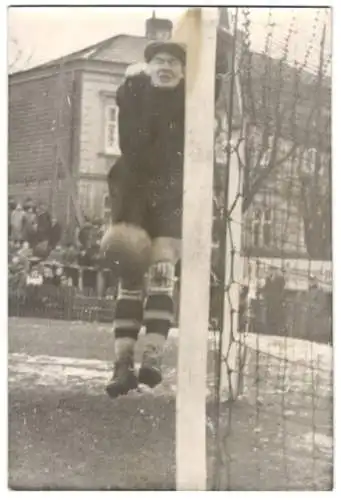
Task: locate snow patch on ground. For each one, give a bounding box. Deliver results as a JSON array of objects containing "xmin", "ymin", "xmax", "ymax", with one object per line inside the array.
[
  {"xmin": 9, "ymin": 329, "xmax": 332, "ymax": 401},
  {"xmin": 8, "ymin": 353, "xmax": 179, "ymax": 397},
  {"xmin": 243, "ymin": 333, "xmax": 332, "ymax": 371}
]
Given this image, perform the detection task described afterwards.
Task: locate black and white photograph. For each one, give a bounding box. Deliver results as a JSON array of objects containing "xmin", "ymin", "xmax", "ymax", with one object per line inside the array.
[{"xmin": 7, "ymin": 3, "xmax": 333, "ymax": 491}]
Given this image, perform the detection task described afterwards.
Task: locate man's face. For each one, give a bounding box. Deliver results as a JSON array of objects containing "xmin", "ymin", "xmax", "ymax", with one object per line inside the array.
[{"xmin": 148, "ymin": 52, "xmax": 184, "ymax": 89}]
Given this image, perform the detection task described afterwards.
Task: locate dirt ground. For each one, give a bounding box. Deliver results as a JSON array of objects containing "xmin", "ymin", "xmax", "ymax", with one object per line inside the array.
[{"xmin": 8, "ymin": 317, "xmax": 333, "ymax": 490}]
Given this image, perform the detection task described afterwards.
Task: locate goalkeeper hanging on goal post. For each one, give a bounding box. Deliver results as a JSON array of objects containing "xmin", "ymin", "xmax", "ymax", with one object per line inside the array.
[{"xmin": 100, "ymin": 36, "xmax": 226, "ymax": 398}]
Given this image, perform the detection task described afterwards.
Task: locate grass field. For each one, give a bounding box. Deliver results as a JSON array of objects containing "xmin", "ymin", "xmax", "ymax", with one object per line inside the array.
[{"xmin": 8, "ymin": 317, "xmax": 333, "ymax": 490}]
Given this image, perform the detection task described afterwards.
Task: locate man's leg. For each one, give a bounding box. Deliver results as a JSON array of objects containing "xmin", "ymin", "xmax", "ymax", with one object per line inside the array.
[
  {"xmin": 106, "ymin": 277, "xmax": 145, "ymax": 398},
  {"xmin": 104, "ymin": 161, "xmax": 150, "ymax": 398},
  {"xmin": 138, "ymin": 237, "xmax": 181, "ymax": 387}
]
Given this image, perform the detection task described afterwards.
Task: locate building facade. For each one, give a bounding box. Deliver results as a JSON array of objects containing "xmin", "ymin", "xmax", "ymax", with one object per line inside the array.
[{"xmin": 9, "ymin": 15, "xmax": 172, "ymax": 229}]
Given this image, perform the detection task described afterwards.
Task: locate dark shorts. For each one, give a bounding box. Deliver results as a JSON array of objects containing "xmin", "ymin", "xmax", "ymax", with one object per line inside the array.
[{"xmin": 108, "ymin": 161, "xmax": 183, "ymax": 240}]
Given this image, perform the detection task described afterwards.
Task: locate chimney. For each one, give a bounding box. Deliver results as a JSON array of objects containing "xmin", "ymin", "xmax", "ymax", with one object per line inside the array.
[{"xmin": 145, "ymin": 11, "xmax": 173, "ymax": 41}]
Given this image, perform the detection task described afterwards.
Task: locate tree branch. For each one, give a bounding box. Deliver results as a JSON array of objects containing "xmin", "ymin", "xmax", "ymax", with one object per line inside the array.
[{"xmin": 8, "ymin": 36, "xmax": 33, "ymax": 73}]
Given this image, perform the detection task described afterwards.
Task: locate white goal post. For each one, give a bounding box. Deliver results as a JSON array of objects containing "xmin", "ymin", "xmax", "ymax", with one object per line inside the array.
[{"xmin": 174, "ymin": 7, "xmax": 219, "ymax": 491}]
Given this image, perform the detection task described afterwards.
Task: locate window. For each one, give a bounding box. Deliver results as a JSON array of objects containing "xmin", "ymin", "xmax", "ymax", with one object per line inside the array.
[
  {"xmin": 251, "ymin": 210, "xmax": 261, "ymax": 247},
  {"xmin": 104, "ymin": 103, "xmax": 120, "ymax": 156},
  {"xmin": 302, "ymin": 147, "xmax": 317, "ymax": 174},
  {"xmin": 250, "ymin": 208, "xmax": 273, "ymax": 248},
  {"xmin": 103, "ymin": 194, "xmax": 111, "ymax": 225},
  {"xmin": 260, "ymin": 141, "xmax": 272, "ymax": 169},
  {"xmin": 154, "ymin": 30, "xmax": 171, "ymax": 41},
  {"xmin": 263, "ymin": 208, "xmax": 272, "ymax": 247}
]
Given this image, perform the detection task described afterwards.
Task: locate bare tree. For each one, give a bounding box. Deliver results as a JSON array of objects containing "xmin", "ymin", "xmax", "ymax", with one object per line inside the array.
[
  {"xmin": 298, "ymin": 25, "xmax": 331, "ymax": 260},
  {"xmin": 239, "ymin": 49, "xmax": 302, "ymax": 214},
  {"xmin": 229, "ymin": 13, "xmax": 331, "ymax": 260},
  {"xmin": 8, "ymin": 36, "xmax": 33, "ymax": 74},
  {"xmin": 299, "ymin": 154, "xmax": 331, "ymax": 260}
]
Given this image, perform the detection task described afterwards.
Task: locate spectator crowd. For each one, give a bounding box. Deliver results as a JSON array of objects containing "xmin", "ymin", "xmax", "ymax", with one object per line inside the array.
[{"xmin": 8, "ymin": 197, "xmax": 113, "ymax": 294}]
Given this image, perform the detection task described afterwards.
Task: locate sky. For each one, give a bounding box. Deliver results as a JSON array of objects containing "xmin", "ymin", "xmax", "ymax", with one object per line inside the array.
[{"xmin": 8, "ymin": 6, "xmax": 332, "ymax": 74}]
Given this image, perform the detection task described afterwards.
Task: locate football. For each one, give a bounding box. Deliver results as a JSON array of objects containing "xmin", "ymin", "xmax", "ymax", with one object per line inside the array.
[{"xmin": 100, "ymin": 223, "xmax": 152, "ymax": 280}]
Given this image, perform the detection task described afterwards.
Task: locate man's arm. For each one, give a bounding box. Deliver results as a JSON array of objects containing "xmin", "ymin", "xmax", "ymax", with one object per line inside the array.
[
  {"xmin": 116, "ymin": 71, "xmax": 152, "ymax": 161},
  {"xmin": 107, "ymin": 69, "xmax": 152, "ymax": 222}
]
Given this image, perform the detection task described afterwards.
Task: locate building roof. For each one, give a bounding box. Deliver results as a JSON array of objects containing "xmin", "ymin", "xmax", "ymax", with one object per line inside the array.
[{"xmin": 10, "ymin": 34, "xmax": 149, "ymax": 76}]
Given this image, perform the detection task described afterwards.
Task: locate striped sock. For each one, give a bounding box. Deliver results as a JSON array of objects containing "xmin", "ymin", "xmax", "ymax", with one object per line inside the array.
[
  {"xmin": 144, "ymin": 293, "xmax": 174, "ymax": 340},
  {"xmin": 144, "ymin": 261, "xmax": 175, "ymax": 340},
  {"xmin": 114, "ymin": 283, "xmax": 144, "ymax": 344}
]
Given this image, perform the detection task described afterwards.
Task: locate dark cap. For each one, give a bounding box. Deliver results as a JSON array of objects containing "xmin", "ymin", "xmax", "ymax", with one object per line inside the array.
[{"xmin": 144, "ymin": 41, "xmax": 186, "ymax": 65}]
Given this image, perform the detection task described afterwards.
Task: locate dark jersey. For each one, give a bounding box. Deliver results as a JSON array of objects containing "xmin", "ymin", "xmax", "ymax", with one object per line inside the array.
[{"xmin": 112, "ymin": 73, "xmax": 185, "ymax": 195}]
